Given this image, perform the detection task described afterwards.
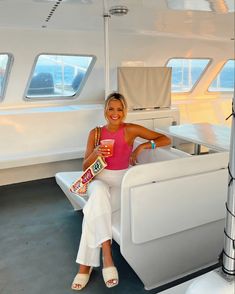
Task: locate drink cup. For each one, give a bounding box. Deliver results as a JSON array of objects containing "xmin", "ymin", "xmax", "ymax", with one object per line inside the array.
[{"xmin": 100, "ymin": 139, "xmax": 115, "ymax": 157}]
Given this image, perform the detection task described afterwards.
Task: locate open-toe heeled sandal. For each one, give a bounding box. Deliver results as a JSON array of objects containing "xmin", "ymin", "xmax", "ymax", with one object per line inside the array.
[
  {"xmin": 102, "ymin": 266, "xmax": 119, "ymax": 288},
  {"xmin": 71, "ymin": 267, "xmax": 93, "ymax": 291}
]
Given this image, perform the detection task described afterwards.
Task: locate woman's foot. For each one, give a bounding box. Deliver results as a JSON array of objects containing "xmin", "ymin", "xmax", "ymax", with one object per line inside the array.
[
  {"xmin": 102, "ymin": 266, "xmax": 119, "ymax": 288},
  {"xmin": 102, "ymin": 240, "xmax": 119, "ymax": 287},
  {"xmin": 71, "ymin": 265, "xmax": 92, "ymax": 291}
]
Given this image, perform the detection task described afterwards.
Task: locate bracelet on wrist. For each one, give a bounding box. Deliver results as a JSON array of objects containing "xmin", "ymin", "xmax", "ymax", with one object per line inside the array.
[{"xmin": 150, "ymin": 140, "xmax": 156, "ymax": 149}]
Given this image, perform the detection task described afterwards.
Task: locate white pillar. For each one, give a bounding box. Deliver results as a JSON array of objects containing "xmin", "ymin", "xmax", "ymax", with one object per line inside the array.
[
  {"xmin": 223, "ymin": 96, "xmax": 235, "ymax": 275},
  {"xmin": 103, "ymin": 0, "xmax": 110, "ymax": 99}
]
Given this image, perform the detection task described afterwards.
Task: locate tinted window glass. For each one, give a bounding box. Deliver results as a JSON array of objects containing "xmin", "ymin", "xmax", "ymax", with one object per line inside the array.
[
  {"xmin": 167, "ymin": 58, "xmax": 210, "ymax": 92},
  {"xmin": 26, "ymin": 54, "xmax": 95, "ymax": 99},
  {"xmin": 208, "ymin": 60, "xmax": 234, "ymax": 92},
  {"xmin": 0, "ymin": 53, "xmax": 12, "ymax": 101}
]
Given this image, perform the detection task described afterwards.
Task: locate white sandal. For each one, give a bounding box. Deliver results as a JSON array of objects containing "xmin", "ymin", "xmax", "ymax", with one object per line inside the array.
[
  {"xmin": 102, "ymin": 266, "xmax": 119, "ymax": 288},
  {"xmin": 71, "ymin": 267, "xmax": 92, "ymax": 291}
]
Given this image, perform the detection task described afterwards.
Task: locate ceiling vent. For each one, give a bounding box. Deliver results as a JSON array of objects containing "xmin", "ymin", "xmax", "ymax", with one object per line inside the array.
[{"xmin": 109, "ymin": 5, "xmax": 129, "ymax": 16}]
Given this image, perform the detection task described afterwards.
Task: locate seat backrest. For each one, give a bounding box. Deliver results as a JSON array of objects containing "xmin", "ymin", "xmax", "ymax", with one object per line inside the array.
[{"xmin": 120, "ymin": 152, "xmax": 229, "ymax": 246}]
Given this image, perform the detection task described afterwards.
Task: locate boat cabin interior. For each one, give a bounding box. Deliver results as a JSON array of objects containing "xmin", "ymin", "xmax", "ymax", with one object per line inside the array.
[{"xmin": 0, "ymin": 0, "xmax": 234, "ymax": 293}]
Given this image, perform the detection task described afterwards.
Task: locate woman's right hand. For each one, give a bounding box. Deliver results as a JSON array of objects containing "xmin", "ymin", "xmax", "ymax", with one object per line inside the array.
[{"xmin": 94, "ymin": 145, "xmax": 111, "ymax": 158}]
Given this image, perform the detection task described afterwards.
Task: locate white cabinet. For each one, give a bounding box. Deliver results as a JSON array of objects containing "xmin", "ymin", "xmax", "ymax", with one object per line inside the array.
[{"xmin": 126, "ymin": 107, "xmax": 179, "ymax": 130}]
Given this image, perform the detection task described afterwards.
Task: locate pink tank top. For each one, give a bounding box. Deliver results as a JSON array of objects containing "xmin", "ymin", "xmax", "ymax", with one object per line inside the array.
[{"xmin": 100, "ymin": 124, "xmax": 133, "ymax": 170}]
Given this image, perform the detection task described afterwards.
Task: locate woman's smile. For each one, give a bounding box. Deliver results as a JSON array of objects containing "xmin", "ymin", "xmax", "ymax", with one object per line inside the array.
[
  {"xmin": 106, "ymin": 100, "xmax": 125, "ymax": 125},
  {"xmin": 110, "ymin": 115, "xmax": 120, "ymax": 120}
]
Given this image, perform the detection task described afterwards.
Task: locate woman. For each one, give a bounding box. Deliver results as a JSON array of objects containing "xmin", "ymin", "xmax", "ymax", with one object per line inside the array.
[{"xmin": 71, "ymin": 92, "xmax": 171, "ymax": 290}]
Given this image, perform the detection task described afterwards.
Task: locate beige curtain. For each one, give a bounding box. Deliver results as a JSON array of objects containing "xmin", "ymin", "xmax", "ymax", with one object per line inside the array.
[{"xmin": 118, "ymin": 67, "xmax": 171, "ymax": 110}]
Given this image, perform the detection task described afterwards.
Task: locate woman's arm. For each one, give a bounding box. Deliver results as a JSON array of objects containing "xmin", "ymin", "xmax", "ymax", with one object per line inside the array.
[
  {"xmin": 82, "ymin": 128, "xmax": 111, "ymax": 170},
  {"xmin": 126, "ymin": 123, "xmax": 171, "ymax": 165},
  {"xmin": 82, "ymin": 129, "xmax": 99, "ymax": 171}
]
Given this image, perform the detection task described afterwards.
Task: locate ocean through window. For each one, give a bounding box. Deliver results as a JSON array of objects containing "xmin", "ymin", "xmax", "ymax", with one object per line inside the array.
[
  {"xmin": 166, "ymin": 58, "xmax": 210, "ymax": 93},
  {"xmin": 208, "ymin": 59, "xmax": 235, "ymax": 92},
  {"xmin": 25, "ymin": 54, "xmax": 96, "ymax": 100}
]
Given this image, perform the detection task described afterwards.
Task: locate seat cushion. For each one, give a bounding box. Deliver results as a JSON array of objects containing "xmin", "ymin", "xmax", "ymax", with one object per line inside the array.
[{"xmin": 55, "ymin": 171, "xmax": 87, "ymax": 210}]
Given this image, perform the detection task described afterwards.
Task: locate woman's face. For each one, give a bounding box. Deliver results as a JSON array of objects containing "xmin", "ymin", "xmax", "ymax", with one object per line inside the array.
[{"xmin": 105, "ymin": 99, "xmax": 125, "ymax": 126}]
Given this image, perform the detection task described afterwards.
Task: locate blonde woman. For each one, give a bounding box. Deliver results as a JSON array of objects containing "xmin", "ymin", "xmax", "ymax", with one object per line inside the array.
[{"xmin": 71, "ymin": 92, "xmax": 171, "ymax": 290}]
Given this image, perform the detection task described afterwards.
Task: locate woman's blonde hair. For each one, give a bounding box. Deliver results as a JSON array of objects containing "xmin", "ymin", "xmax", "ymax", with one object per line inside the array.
[{"xmin": 104, "ymin": 92, "xmax": 128, "ymax": 120}]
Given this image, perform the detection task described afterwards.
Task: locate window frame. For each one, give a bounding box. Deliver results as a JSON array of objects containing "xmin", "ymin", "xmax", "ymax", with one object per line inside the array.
[
  {"xmin": 165, "ymin": 57, "xmax": 212, "ymax": 94},
  {"xmin": 207, "ymin": 59, "xmax": 235, "ymax": 93},
  {"xmin": 24, "ymin": 53, "xmax": 96, "ymax": 101},
  {"xmin": 0, "ymin": 53, "xmax": 14, "ymax": 102}
]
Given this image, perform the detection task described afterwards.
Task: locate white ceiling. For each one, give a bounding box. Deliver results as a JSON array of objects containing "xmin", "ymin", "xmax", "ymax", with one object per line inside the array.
[{"xmin": 0, "ymin": 0, "xmax": 234, "ymax": 41}]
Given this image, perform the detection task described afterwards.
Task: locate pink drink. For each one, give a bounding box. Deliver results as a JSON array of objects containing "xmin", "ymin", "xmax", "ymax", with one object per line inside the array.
[{"xmin": 100, "ymin": 139, "xmax": 115, "ymax": 157}]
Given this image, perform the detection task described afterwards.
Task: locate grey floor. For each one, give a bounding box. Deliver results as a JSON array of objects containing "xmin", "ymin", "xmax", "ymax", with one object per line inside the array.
[
  {"xmin": 0, "ymin": 178, "xmax": 161, "ymax": 294},
  {"xmin": 0, "ymin": 178, "xmax": 220, "ymax": 294}
]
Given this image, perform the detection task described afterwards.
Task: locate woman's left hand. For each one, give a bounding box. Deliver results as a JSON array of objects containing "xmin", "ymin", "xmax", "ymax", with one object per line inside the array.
[{"xmin": 129, "ymin": 145, "xmax": 144, "ymax": 165}]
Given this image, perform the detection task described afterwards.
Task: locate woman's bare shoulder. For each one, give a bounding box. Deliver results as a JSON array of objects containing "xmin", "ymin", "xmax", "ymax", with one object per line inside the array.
[
  {"xmin": 87, "ymin": 128, "xmax": 98, "ymax": 142},
  {"xmin": 87, "ymin": 128, "xmax": 94, "ymax": 137},
  {"xmin": 125, "ymin": 122, "xmax": 145, "ymax": 131},
  {"xmin": 124, "ymin": 123, "xmax": 143, "ymax": 138},
  {"xmin": 125, "ymin": 122, "xmax": 140, "ymax": 129}
]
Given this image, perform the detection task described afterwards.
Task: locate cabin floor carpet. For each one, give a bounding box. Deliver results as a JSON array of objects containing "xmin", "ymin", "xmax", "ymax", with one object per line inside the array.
[
  {"xmin": 0, "ymin": 178, "xmax": 160, "ymax": 294},
  {"xmin": 0, "ymin": 178, "xmax": 220, "ymax": 294}
]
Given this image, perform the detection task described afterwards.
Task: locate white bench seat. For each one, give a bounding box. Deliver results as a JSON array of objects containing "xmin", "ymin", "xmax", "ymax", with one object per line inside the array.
[
  {"xmin": 55, "ymin": 171, "xmax": 86, "ymax": 211},
  {"xmin": 55, "ymin": 149, "xmax": 229, "ymax": 290},
  {"xmin": 0, "ymin": 148, "xmax": 85, "ymax": 170}
]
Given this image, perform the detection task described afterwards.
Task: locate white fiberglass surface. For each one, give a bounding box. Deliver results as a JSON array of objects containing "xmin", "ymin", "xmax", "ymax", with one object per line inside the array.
[{"xmin": 159, "ymin": 279, "xmax": 195, "ymax": 294}]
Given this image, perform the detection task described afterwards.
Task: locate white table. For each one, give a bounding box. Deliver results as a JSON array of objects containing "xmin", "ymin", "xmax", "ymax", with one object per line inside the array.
[{"xmin": 155, "ymin": 123, "xmax": 230, "ymax": 154}]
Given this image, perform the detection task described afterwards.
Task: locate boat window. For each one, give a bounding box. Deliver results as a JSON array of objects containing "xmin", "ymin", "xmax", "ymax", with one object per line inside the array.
[
  {"xmin": 0, "ymin": 53, "xmax": 13, "ymax": 101},
  {"xmin": 167, "ymin": 0, "xmax": 234, "ymax": 12},
  {"xmin": 25, "ymin": 54, "xmax": 96, "ymax": 100},
  {"xmin": 208, "ymin": 59, "xmax": 234, "ymax": 92},
  {"xmin": 166, "ymin": 58, "xmax": 210, "ymax": 93}
]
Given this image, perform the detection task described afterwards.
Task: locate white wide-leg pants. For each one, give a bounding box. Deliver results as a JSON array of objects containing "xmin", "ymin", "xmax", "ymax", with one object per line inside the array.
[{"xmin": 76, "ymin": 168, "xmax": 127, "ymax": 267}]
